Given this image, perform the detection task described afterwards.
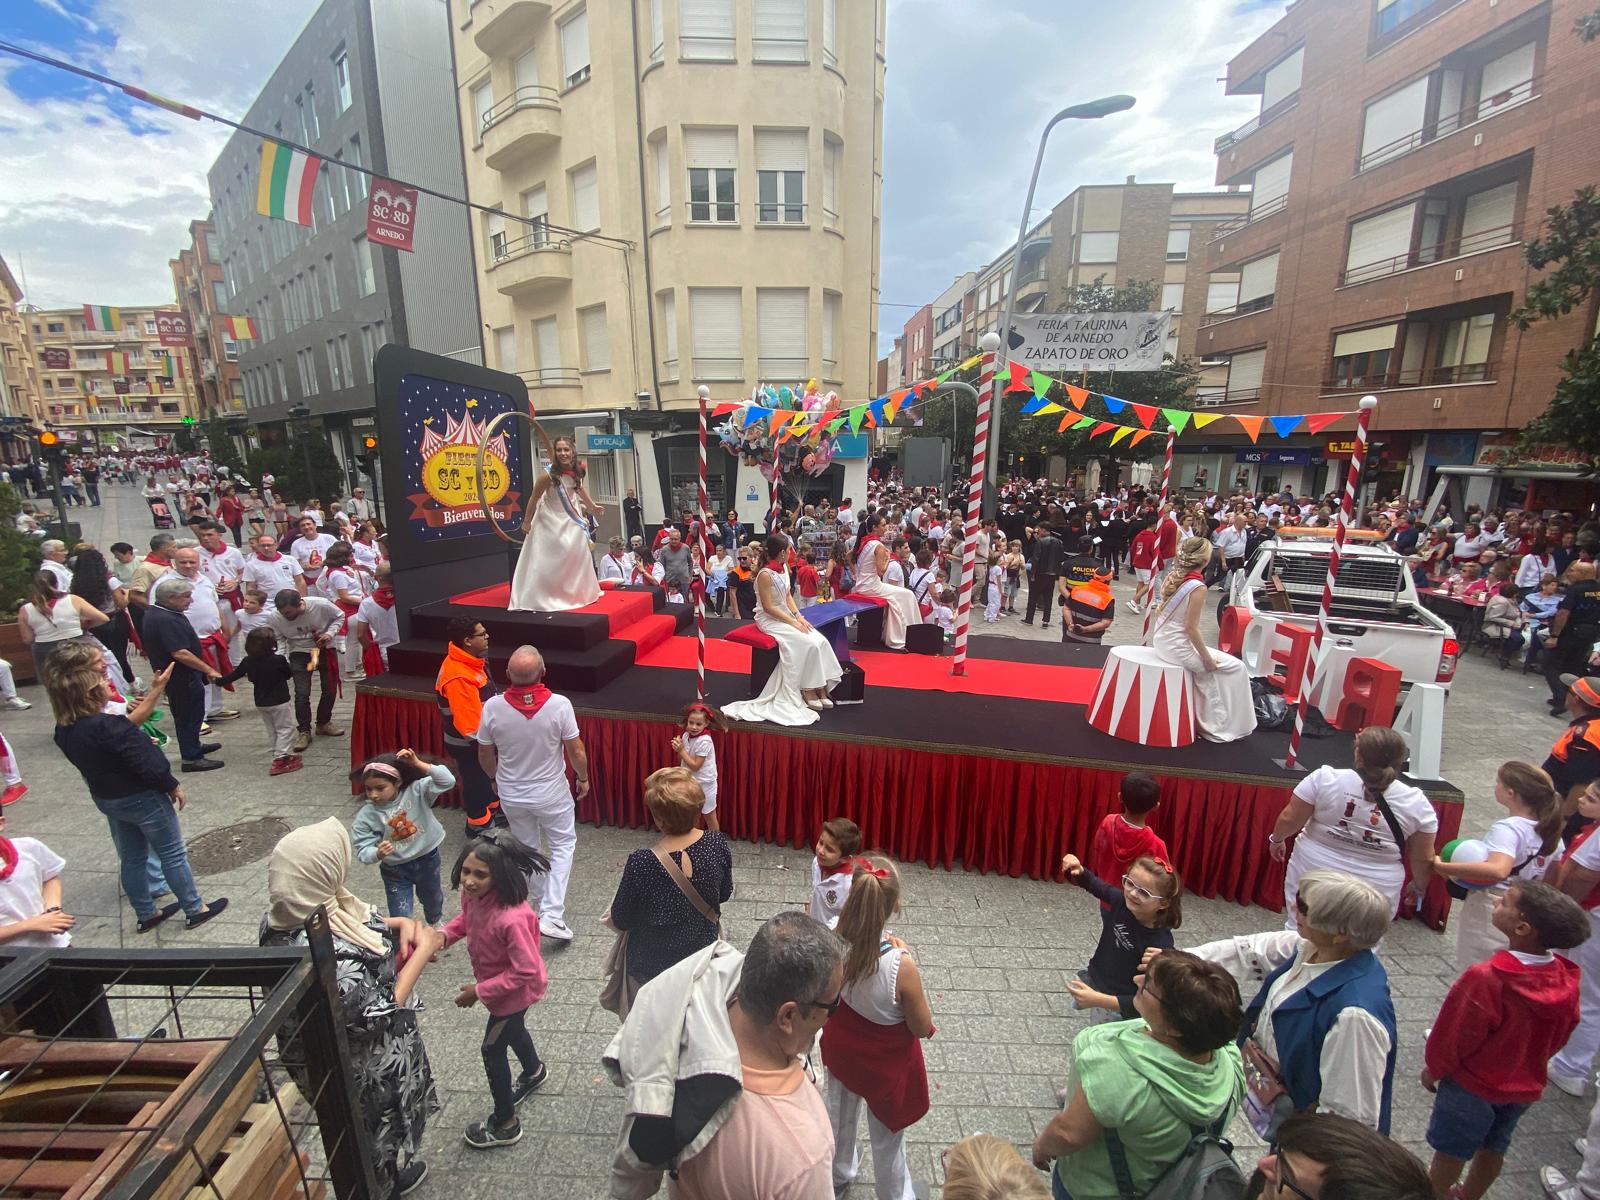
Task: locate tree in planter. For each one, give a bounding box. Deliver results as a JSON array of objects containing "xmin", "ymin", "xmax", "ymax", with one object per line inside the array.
[
  {"xmin": 246, "ymin": 434, "xmax": 344, "ymax": 505},
  {"xmin": 204, "ymin": 416, "xmax": 249, "ymax": 479},
  {"xmin": 0, "ymin": 484, "xmax": 41, "ymax": 610}
]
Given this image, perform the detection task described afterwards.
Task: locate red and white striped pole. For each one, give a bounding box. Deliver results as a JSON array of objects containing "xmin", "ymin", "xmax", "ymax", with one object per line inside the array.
[
  {"xmin": 1285, "ymin": 395, "xmax": 1377, "ymax": 768},
  {"xmin": 951, "ymin": 334, "xmax": 1000, "ymax": 677},
  {"xmin": 1160, "ymin": 425, "xmax": 1176, "ymax": 505},
  {"xmin": 694, "ymin": 385, "xmax": 711, "ymax": 702}
]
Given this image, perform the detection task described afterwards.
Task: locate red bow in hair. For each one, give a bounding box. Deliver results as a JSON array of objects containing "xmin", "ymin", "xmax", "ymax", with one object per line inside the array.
[{"xmin": 852, "ymin": 857, "xmax": 888, "ymax": 879}]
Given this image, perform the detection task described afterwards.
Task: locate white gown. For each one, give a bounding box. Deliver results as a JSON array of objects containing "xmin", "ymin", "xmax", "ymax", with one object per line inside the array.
[
  {"xmin": 851, "ymin": 540, "xmax": 921, "ymax": 650},
  {"xmin": 723, "ymin": 568, "xmax": 843, "ymax": 727},
  {"xmin": 509, "ymin": 472, "xmax": 602, "ymax": 613},
  {"xmin": 1145, "ymin": 576, "xmax": 1255, "ymax": 743}
]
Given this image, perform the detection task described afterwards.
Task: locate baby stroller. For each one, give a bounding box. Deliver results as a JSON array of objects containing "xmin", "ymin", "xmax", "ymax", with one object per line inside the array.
[{"xmin": 147, "ymin": 497, "xmax": 175, "ymax": 529}]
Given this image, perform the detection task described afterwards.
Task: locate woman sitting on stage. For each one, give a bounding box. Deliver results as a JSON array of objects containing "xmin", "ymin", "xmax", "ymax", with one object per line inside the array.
[
  {"xmin": 851, "ymin": 512, "xmax": 922, "ymax": 650},
  {"xmin": 1143, "ymin": 536, "xmax": 1255, "ymax": 743},
  {"xmin": 723, "ymin": 534, "xmax": 842, "ymax": 726},
  {"xmin": 509, "ymin": 425, "xmax": 603, "ymax": 613}
]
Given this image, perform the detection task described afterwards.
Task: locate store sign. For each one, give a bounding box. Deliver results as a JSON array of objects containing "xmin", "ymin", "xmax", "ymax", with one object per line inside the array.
[
  {"xmin": 1006, "ymin": 310, "xmax": 1171, "ymax": 372},
  {"xmin": 1236, "ymin": 448, "xmax": 1312, "ymax": 466},
  {"xmin": 585, "ymin": 432, "xmax": 633, "ymax": 451},
  {"xmin": 1473, "ymin": 434, "xmax": 1591, "ymax": 471},
  {"xmin": 1325, "ymin": 439, "xmax": 1359, "ymax": 457},
  {"xmin": 42, "ymin": 347, "xmax": 70, "ymax": 370},
  {"xmin": 156, "ymin": 313, "xmax": 192, "ymax": 348},
  {"xmin": 368, "ymin": 181, "xmax": 419, "ymax": 253}
]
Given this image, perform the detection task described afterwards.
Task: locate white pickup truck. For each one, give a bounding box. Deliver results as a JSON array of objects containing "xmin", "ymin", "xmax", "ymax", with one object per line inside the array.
[{"xmin": 1224, "ymin": 529, "xmax": 1461, "ymax": 692}]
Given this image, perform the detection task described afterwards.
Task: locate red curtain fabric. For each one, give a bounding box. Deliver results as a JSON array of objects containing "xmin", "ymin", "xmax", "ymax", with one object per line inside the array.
[{"xmin": 353, "ymin": 693, "xmax": 1462, "ymax": 927}]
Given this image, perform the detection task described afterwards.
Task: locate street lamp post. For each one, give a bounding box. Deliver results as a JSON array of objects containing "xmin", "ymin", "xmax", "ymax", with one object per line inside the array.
[{"xmin": 985, "ymin": 94, "xmax": 1136, "ymax": 514}]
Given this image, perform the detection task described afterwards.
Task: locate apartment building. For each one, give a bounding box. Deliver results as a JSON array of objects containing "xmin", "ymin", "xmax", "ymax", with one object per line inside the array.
[
  {"xmin": 454, "ymin": 0, "xmax": 885, "ymax": 523},
  {"xmin": 0, "ymin": 257, "xmax": 42, "ymax": 453},
  {"xmin": 169, "ymin": 220, "xmax": 243, "ymax": 421},
  {"xmin": 207, "ymin": 0, "xmax": 477, "ymax": 478},
  {"xmin": 28, "ymin": 306, "xmax": 200, "ymax": 444},
  {"xmin": 928, "ymin": 272, "xmax": 975, "ymax": 371},
  {"xmin": 1196, "ymin": 0, "xmax": 1600, "ymax": 507}
]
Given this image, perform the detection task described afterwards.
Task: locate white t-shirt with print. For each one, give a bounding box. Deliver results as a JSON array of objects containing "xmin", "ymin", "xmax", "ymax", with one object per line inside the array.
[
  {"xmin": 1482, "ymin": 814, "xmax": 1558, "ymax": 882},
  {"xmin": 1290, "ymin": 765, "xmax": 1438, "ymax": 896}
]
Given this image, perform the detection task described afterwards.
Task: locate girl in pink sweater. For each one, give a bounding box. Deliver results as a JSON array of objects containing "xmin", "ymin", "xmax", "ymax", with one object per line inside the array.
[{"xmin": 442, "ymin": 836, "xmax": 552, "ymax": 1150}]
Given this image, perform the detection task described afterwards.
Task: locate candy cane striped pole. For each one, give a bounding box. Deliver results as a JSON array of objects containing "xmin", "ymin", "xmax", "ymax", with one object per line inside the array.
[
  {"xmin": 695, "ymin": 385, "xmax": 711, "ymax": 702},
  {"xmin": 1285, "ymin": 396, "xmax": 1377, "ymax": 768},
  {"xmin": 951, "ymin": 337, "xmax": 1000, "ymax": 677},
  {"xmin": 1160, "ymin": 425, "xmax": 1176, "ymax": 505}
]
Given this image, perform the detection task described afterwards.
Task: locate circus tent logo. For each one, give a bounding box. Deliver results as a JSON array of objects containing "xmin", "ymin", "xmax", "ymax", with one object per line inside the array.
[{"xmin": 415, "ymin": 404, "xmax": 515, "ymax": 528}]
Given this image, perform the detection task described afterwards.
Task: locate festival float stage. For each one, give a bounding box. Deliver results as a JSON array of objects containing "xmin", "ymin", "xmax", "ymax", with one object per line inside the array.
[{"xmin": 353, "ymin": 583, "xmax": 1464, "ymax": 926}]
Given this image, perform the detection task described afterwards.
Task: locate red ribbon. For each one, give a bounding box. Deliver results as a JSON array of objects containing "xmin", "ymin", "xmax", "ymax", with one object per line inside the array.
[{"xmin": 852, "ymin": 857, "xmax": 889, "ymax": 879}]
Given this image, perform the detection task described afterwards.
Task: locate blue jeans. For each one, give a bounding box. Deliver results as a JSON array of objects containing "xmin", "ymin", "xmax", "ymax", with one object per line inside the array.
[
  {"xmin": 96, "ymin": 789, "xmax": 203, "ymax": 921},
  {"xmin": 380, "ymin": 848, "xmax": 443, "ymax": 923}
]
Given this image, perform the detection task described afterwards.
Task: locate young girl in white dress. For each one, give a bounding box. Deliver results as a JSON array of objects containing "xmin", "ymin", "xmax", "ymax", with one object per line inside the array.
[
  {"xmin": 722, "ymin": 535, "xmax": 842, "ymax": 726},
  {"xmin": 851, "ymin": 513, "xmax": 921, "ymax": 650},
  {"xmin": 1142, "ymin": 536, "xmax": 1254, "ymax": 743},
  {"xmin": 509, "ymin": 428, "xmax": 603, "ymax": 613}
]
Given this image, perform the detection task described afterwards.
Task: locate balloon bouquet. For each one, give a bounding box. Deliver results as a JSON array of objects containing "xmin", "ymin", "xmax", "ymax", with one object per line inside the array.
[{"xmin": 713, "ymin": 380, "xmax": 842, "ymax": 483}]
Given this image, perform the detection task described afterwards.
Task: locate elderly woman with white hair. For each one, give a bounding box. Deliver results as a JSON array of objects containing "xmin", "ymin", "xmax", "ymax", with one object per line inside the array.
[
  {"xmin": 1147, "ymin": 869, "xmax": 1398, "ymax": 1139},
  {"xmin": 1143, "ymin": 535, "xmax": 1255, "ymax": 742}
]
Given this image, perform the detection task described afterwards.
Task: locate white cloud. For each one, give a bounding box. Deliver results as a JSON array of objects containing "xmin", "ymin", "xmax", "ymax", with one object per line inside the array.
[
  {"xmin": 0, "ymin": 0, "xmax": 318, "ymax": 309},
  {"xmin": 878, "ymin": 0, "xmax": 1283, "ymax": 350}
]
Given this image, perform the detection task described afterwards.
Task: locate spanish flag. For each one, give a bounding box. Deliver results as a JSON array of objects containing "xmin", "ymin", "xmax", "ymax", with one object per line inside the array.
[{"xmin": 222, "ymin": 315, "xmax": 260, "ymax": 340}]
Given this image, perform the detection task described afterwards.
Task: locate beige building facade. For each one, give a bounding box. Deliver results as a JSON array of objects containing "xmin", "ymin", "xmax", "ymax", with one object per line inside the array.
[
  {"xmin": 0, "ymin": 258, "xmax": 42, "ymax": 435},
  {"xmin": 454, "ymin": 0, "xmax": 884, "ymax": 415}
]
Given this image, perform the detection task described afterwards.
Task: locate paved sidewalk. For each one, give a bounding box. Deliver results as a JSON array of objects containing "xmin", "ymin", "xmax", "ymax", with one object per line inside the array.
[{"xmin": 6, "ymin": 487, "xmax": 1584, "ymax": 1198}]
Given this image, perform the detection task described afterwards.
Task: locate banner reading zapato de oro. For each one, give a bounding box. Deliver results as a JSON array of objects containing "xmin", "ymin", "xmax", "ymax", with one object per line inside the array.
[{"xmin": 1007, "ymin": 310, "xmax": 1172, "ymax": 372}]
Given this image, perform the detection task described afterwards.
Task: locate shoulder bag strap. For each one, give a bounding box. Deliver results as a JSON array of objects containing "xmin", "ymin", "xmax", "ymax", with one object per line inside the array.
[
  {"xmin": 652, "ymin": 844, "xmax": 720, "ymax": 928},
  {"xmin": 1366, "ymin": 787, "xmax": 1408, "ymax": 859}
]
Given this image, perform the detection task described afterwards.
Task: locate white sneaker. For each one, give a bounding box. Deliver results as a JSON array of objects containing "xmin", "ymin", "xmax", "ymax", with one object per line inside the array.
[
  {"xmin": 538, "ymin": 915, "xmax": 574, "ymax": 941},
  {"xmin": 2, "ymin": 697, "xmax": 30, "ymax": 711},
  {"xmin": 1543, "ymin": 1165, "xmax": 1580, "ymax": 1199},
  {"xmin": 1550, "ymin": 1064, "xmax": 1590, "ymax": 1097}
]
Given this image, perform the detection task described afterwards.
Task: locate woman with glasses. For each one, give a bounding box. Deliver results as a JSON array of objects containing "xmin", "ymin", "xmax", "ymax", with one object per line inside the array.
[
  {"xmin": 1171, "ymin": 869, "xmax": 1397, "ymax": 1140},
  {"xmin": 1032, "ymin": 950, "xmax": 1243, "ymax": 1199},
  {"xmin": 1252, "ymin": 1111, "xmax": 1432, "ymax": 1200}
]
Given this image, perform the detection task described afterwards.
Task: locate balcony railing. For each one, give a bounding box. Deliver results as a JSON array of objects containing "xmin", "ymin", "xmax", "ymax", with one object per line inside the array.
[
  {"xmin": 1322, "ymin": 361, "xmax": 1497, "ymax": 391},
  {"xmin": 523, "ymin": 367, "xmax": 581, "ymax": 388},
  {"xmin": 1340, "ymin": 221, "xmax": 1521, "ymax": 286},
  {"xmin": 1208, "ymin": 193, "xmax": 1287, "ymax": 244},
  {"xmin": 1214, "ymin": 92, "xmax": 1300, "ymax": 154},
  {"xmin": 1200, "ymin": 293, "xmax": 1275, "ymax": 327},
  {"xmin": 1016, "ymin": 268, "xmax": 1049, "ymax": 288},
  {"xmin": 1372, "ymin": 0, "xmax": 1466, "ymax": 52},
  {"xmin": 756, "ymin": 202, "xmax": 807, "ymax": 225},
  {"xmin": 1195, "ymin": 387, "xmax": 1263, "ymax": 408},
  {"xmin": 687, "ymin": 201, "xmax": 739, "ymax": 226},
  {"xmin": 480, "ymin": 85, "xmax": 560, "ymax": 134},
  {"xmin": 692, "ymin": 357, "xmax": 744, "ymax": 381},
  {"xmin": 1358, "ymin": 75, "xmax": 1538, "ymax": 172}
]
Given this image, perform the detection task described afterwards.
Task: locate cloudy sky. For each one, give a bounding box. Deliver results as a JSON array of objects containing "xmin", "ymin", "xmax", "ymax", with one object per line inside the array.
[{"xmin": 1, "ymin": 0, "xmax": 1281, "ymax": 347}]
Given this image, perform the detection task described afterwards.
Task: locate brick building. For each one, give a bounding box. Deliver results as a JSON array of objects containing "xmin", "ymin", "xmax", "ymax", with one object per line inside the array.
[
  {"xmin": 1195, "ymin": 0, "xmax": 1600, "ymax": 509},
  {"xmin": 901, "ymin": 303, "xmax": 932, "ymax": 382},
  {"xmin": 170, "ymin": 219, "xmax": 243, "ymax": 422}
]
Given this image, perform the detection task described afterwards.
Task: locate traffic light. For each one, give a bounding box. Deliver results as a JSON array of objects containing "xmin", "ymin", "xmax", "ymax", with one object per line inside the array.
[
  {"xmin": 36, "ymin": 430, "xmax": 64, "ymax": 466},
  {"xmin": 360, "ymin": 433, "xmax": 379, "ymax": 458}
]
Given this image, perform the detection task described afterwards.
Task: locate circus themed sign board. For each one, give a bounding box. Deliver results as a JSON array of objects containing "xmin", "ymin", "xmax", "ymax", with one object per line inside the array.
[{"xmin": 1006, "ymin": 310, "xmax": 1171, "ymax": 372}]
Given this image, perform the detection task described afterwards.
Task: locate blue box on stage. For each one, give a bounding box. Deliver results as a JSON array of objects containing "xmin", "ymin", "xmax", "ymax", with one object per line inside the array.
[{"xmin": 585, "ymin": 432, "xmax": 633, "ymax": 452}]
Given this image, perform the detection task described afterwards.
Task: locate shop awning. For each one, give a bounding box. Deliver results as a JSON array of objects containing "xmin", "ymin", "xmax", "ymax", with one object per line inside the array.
[{"xmin": 1436, "ymin": 465, "xmax": 1595, "ymax": 482}]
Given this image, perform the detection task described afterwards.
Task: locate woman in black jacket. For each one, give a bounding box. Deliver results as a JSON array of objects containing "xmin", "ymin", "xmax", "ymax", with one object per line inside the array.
[{"xmin": 48, "ymin": 654, "xmax": 228, "ymax": 933}]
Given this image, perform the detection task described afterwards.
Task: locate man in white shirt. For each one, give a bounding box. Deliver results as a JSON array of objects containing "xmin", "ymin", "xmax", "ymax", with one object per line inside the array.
[
  {"xmin": 38, "ymin": 540, "xmax": 72, "ymax": 592},
  {"xmin": 476, "ymin": 646, "xmax": 589, "ymax": 942},
  {"xmin": 346, "ymin": 487, "xmax": 373, "ymax": 522},
  {"xmin": 196, "ymin": 523, "xmax": 246, "ymax": 605},
  {"xmin": 1214, "ymin": 513, "xmax": 1250, "ymax": 572},
  {"xmin": 290, "ymin": 515, "xmax": 337, "ymax": 587},
  {"xmin": 268, "ymin": 591, "xmax": 347, "ymax": 750},
  {"xmin": 242, "ymin": 533, "xmax": 306, "ymax": 598},
  {"xmin": 169, "ymin": 547, "xmax": 239, "ymax": 723}
]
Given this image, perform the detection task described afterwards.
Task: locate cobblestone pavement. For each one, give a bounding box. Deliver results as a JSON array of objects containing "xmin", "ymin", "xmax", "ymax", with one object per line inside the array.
[{"xmin": 9, "ymin": 488, "xmax": 1585, "ymax": 1198}]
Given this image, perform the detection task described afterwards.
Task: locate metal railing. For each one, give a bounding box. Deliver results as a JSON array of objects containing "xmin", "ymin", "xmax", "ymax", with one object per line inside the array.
[
  {"xmin": 1340, "ymin": 220, "xmax": 1521, "ymax": 286},
  {"xmin": 1016, "ymin": 268, "xmax": 1049, "ymax": 288},
  {"xmin": 1322, "ymin": 361, "xmax": 1497, "ymax": 390},
  {"xmin": 756, "ymin": 202, "xmax": 807, "ymax": 225},
  {"xmin": 1358, "ymin": 75, "xmax": 1538, "ymax": 172},
  {"xmin": 480, "ymin": 85, "xmax": 560, "ymax": 134},
  {"xmin": 1195, "ymin": 387, "xmax": 1263, "ymax": 408},
  {"xmin": 681, "ymin": 35, "xmax": 736, "ymax": 60},
  {"xmin": 1209, "ymin": 193, "xmax": 1287, "ymax": 243},
  {"xmin": 1200, "ymin": 293, "xmax": 1275, "ymax": 326},
  {"xmin": 490, "ymin": 229, "xmax": 572, "ymax": 265},
  {"xmin": 1214, "ymin": 92, "xmax": 1300, "ymax": 153},
  {"xmin": 692, "ymin": 356, "xmax": 744, "ymax": 380},
  {"xmin": 687, "ymin": 201, "xmax": 739, "ymax": 225},
  {"xmin": 524, "ymin": 367, "xmax": 581, "ymax": 387}
]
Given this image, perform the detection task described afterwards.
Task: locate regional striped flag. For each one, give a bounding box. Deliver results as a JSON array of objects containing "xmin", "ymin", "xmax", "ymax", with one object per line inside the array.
[
  {"xmin": 105, "ymin": 351, "xmax": 131, "ymax": 373},
  {"xmin": 257, "ymin": 142, "xmax": 321, "ymax": 226},
  {"xmin": 222, "ymin": 315, "xmax": 260, "ymax": 340},
  {"xmin": 82, "ymin": 305, "xmax": 121, "ymax": 331}
]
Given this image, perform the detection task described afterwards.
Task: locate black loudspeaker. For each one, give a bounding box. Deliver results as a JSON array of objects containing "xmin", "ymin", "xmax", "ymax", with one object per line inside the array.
[
  {"xmin": 831, "ymin": 661, "xmax": 866, "ymax": 705},
  {"xmin": 854, "ymin": 606, "xmax": 887, "ymax": 649},
  {"xmin": 902, "ymin": 438, "xmax": 950, "ymax": 487},
  {"xmin": 905, "ymin": 623, "xmax": 944, "ymax": 656}
]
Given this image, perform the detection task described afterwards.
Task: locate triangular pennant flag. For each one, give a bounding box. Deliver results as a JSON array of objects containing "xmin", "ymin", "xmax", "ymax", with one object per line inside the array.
[
  {"xmin": 1102, "ymin": 395, "xmax": 1126, "ymax": 413},
  {"xmin": 883, "ymin": 396, "xmax": 901, "ymax": 424},
  {"xmin": 1270, "ymin": 415, "xmax": 1304, "ymax": 439},
  {"xmin": 711, "ymin": 402, "xmax": 739, "ymax": 417},
  {"xmin": 744, "ymin": 405, "xmax": 770, "ymax": 428},
  {"xmin": 1065, "ymin": 384, "xmax": 1089, "ymax": 410},
  {"xmin": 1020, "ymin": 396, "xmax": 1048, "ymax": 416},
  {"xmin": 1072, "ymin": 416, "xmax": 1096, "ymax": 430},
  {"xmin": 1110, "ymin": 426, "xmax": 1135, "ymax": 446},
  {"xmin": 848, "ymin": 406, "xmax": 865, "ymax": 433},
  {"xmin": 934, "ymin": 370, "xmax": 955, "ymax": 385},
  {"xmin": 827, "ymin": 414, "xmax": 847, "ymax": 434},
  {"xmin": 1234, "ymin": 415, "xmax": 1264, "ymax": 443},
  {"xmin": 890, "ymin": 388, "xmax": 910, "ymax": 406},
  {"xmin": 1030, "ymin": 370, "xmax": 1055, "ymax": 399},
  {"xmin": 868, "ymin": 397, "xmax": 887, "ymax": 424},
  {"xmin": 1036, "ymin": 401, "xmax": 1066, "ymax": 415},
  {"xmin": 1129, "ymin": 403, "xmax": 1158, "ymax": 430},
  {"xmin": 1304, "ymin": 411, "xmax": 1347, "ymax": 436},
  {"xmin": 1089, "ymin": 421, "xmax": 1115, "ymax": 439},
  {"xmin": 1004, "ymin": 361, "xmax": 1032, "ymax": 394},
  {"xmin": 1130, "ymin": 429, "xmax": 1155, "ymax": 447},
  {"xmin": 1058, "ymin": 413, "xmax": 1076, "ymax": 433},
  {"xmin": 1191, "ymin": 413, "xmax": 1223, "ymax": 429},
  {"xmin": 959, "ymin": 353, "xmax": 983, "ymax": 370},
  {"xmin": 1161, "ymin": 408, "xmax": 1192, "ymax": 436}
]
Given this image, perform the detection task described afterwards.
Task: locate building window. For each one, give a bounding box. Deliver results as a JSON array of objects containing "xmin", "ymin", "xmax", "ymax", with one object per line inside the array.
[
  {"xmin": 204, "ymin": 230, "xmax": 221, "ymax": 260},
  {"xmin": 494, "ymin": 326, "xmax": 517, "ymax": 373},
  {"xmin": 579, "ymin": 305, "xmax": 611, "ymax": 372},
  {"xmin": 522, "ymin": 185, "xmax": 550, "ymax": 245},
  {"xmin": 1438, "ymin": 312, "xmax": 1495, "ymax": 379},
  {"xmin": 308, "ymin": 267, "xmax": 324, "ymax": 319},
  {"xmin": 756, "ymin": 130, "xmax": 806, "ymax": 223},
  {"xmin": 1224, "ymin": 347, "xmax": 1267, "ymax": 399},
  {"xmin": 355, "ymin": 234, "xmax": 375, "ymax": 296},
  {"xmin": 212, "ymin": 280, "xmax": 230, "ymax": 310},
  {"xmin": 570, "ymin": 162, "xmax": 600, "ymax": 231},
  {"xmin": 1161, "ymin": 283, "xmax": 1184, "ymax": 312},
  {"xmin": 685, "ymin": 128, "xmax": 738, "ymax": 223},
  {"xmin": 1358, "ymin": 41, "xmax": 1535, "ymax": 172},
  {"xmin": 349, "ymin": 136, "xmax": 367, "ymax": 198},
  {"xmin": 534, "ymin": 316, "xmax": 562, "ymax": 383},
  {"xmin": 333, "ymin": 49, "xmax": 352, "ymax": 111},
  {"xmin": 1249, "ymin": 151, "xmax": 1292, "ymax": 217},
  {"xmin": 1079, "ymin": 232, "xmax": 1118, "ymax": 263},
  {"xmin": 1166, "ymin": 229, "xmax": 1190, "ymax": 261},
  {"xmin": 325, "ymin": 254, "xmax": 339, "ymax": 309},
  {"xmin": 822, "ymin": 0, "xmax": 837, "ymax": 68},
  {"xmin": 1235, "ymin": 252, "xmax": 1279, "ymax": 314},
  {"xmin": 326, "ymin": 339, "xmax": 343, "ymax": 390},
  {"xmin": 690, "ymin": 288, "xmax": 743, "ymax": 379},
  {"xmin": 649, "ymin": 0, "xmax": 664, "ymax": 63},
  {"xmin": 757, "ymin": 288, "xmax": 808, "ymax": 377},
  {"xmin": 304, "ymin": 86, "xmax": 320, "ymax": 141},
  {"xmin": 559, "ymin": 8, "xmax": 591, "ymax": 88},
  {"xmin": 1329, "ymin": 325, "xmax": 1398, "ymax": 389},
  {"xmin": 658, "ymin": 290, "xmax": 679, "ymax": 380},
  {"xmin": 681, "ymin": 0, "xmax": 736, "ymax": 60},
  {"xmin": 822, "ymin": 136, "xmax": 841, "ymax": 229},
  {"xmin": 822, "ymin": 290, "xmax": 840, "ymax": 380},
  {"xmin": 754, "ymin": 0, "xmax": 808, "ymax": 62},
  {"xmin": 471, "ymin": 79, "xmax": 494, "ymax": 140},
  {"xmin": 650, "ymin": 134, "xmax": 671, "ymax": 225}
]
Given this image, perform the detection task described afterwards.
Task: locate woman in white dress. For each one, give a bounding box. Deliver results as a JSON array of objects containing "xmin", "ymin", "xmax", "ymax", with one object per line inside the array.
[
  {"xmin": 1268, "ymin": 724, "xmax": 1437, "ymax": 928},
  {"xmin": 509, "ymin": 429, "xmax": 603, "ymax": 613},
  {"xmin": 723, "ymin": 535, "xmax": 842, "ymax": 727},
  {"xmin": 851, "ymin": 513, "xmax": 921, "ymax": 650},
  {"xmin": 1143, "ymin": 536, "xmax": 1254, "ymax": 743}
]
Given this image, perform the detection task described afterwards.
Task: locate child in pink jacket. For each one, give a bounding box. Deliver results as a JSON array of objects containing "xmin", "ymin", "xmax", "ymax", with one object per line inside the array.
[{"xmin": 442, "ymin": 836, "xmax": 552, "ymax": 1150}]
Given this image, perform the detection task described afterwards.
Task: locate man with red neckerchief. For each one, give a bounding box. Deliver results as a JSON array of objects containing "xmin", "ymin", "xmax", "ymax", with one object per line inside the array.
[{"xmin": 127, "ymin": 532, "xmax": 177, "ymax": 641}]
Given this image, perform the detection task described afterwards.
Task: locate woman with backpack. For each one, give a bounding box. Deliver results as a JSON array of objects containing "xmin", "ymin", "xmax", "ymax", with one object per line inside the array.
[{"xmin": 1031, "ymin": 950, "xmax": 1244, "ymax": 1199}]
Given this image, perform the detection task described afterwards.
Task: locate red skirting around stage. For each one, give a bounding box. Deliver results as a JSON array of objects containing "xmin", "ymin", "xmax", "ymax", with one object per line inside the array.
[{"xmin": 352, "ymin": 687, "xmax": 1462, "ymax": 927}]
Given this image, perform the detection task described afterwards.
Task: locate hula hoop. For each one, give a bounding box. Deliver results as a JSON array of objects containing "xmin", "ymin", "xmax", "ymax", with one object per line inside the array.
[{"xmin": 476, "ymin": 408, "xmax": 533, "ymax": 546}]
